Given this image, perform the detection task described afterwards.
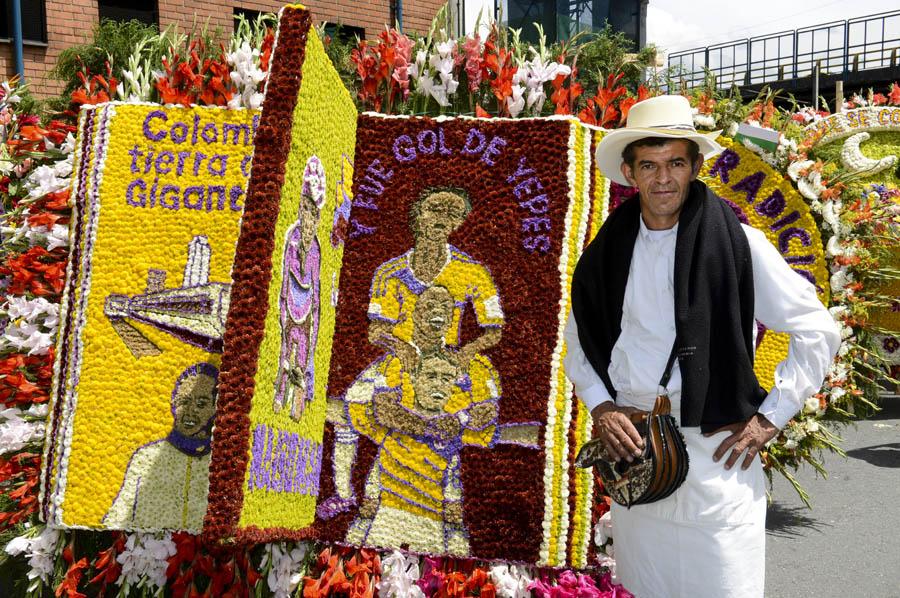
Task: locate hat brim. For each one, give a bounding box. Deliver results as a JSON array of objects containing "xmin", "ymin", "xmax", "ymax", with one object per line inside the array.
[{"xmin": 595, "ymin": 128, "xmax": 724, "ymax": 187}]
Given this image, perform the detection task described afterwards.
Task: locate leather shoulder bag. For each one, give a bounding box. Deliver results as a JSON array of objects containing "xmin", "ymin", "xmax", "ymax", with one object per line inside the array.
[{"xmin": 574, "ymin": 343, "xmax": 689, "ymax": 508}]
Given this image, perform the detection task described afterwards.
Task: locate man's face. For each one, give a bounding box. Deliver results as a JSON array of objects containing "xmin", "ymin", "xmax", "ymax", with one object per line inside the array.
[
  {"xmin": 412, "ymin": 286, "xmax": 454, "ymax": 342},
  {"xmin": 415, "ymin": 194, "xmax": 467, "ymax": 242},
  {"xmin": 173, "ymin": 374, "xmax": 217, "ymax": 439},
  {"xmin": 412, "ymin": 355, "xmax": 459, "ymax": 413},
  {"xmin": 620, "ymin": 140, "xmax": 702, "ymax": 229}
]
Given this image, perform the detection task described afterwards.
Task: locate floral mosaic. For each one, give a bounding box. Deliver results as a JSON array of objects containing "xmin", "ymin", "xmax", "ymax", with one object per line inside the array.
[
  {"xmin": 699, "ymin": 137, "xmax": 830, "ymax": 390},
  {"xmin": 204, "ymin": 4, "xmax": 358, "ymax": 542},
  {"xmin": 310, "ymin": 114, "xmax": 608, "ymax": 567},
  {"xmin": 39, "ymin": 103, "xmax": 257, "ymax": 532}
]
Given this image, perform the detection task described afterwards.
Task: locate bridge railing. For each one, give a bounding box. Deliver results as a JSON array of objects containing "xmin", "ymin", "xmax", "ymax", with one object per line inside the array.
[{"xmin": 667, "ymin": 10, "xmax": 900, "ymax": 89}]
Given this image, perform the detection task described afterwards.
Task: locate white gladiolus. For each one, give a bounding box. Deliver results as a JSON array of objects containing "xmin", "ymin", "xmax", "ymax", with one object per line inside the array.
[
  {"xmin": 265, "ymin": 542, "xmax": 308, "ymax": 598},
  {"xmin": 4, "ymin": 526, "xmax": 61, "ymax": 589},
  {"xmin": 1, "ymin": 296, "xmax": 60, "ymax": 355},
  {"xmin": 23, "ymin": 154, "xmax": 73, "ymax": 199},
  {"xmin": 506, "ymin": 84, "xmax": 526, "ymax": 118},
  {"xmin": 377, "ymin": 550, "xmax": 426, "ymax": 598},
  {"xmin": 25, "ymin": 223, "xmax": 69, "ymax": 251},
  {"xmin": 489, "ymin": 564, "xmax": 534, "ymax": 598},
  {"xmin": 117, "ymin": 532, "xmax": 177, "ymax": 591},
  {"xmin": 518, "ymin": 52, "xmax": 570, "ymax": 115},
  {"xmin": 0, "ymin": 407, "xmax": 45, "ymax": 453},
  {"xmin": 227, "ymin": 41, "xmax": 267, "ymax": 110},
  {"xmin": 409, "ymin": 41, "xmax": 460, "ymax": 107}
]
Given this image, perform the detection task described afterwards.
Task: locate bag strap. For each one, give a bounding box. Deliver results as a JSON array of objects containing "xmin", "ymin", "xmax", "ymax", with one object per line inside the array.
[{"xmin": 658, "ymin": 340, "xmax": 679, "ymax": 392}]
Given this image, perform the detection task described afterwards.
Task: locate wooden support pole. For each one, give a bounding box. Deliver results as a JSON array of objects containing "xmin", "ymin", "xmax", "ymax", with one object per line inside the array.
[{"xmin": 835, "ymin": 81, "xmax": 844, "ymax": 112}]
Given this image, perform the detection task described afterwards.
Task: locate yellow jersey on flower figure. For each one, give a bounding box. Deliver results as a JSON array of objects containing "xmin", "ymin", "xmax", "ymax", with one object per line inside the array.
[
  {"xmin": 344, "ymin": 348, "xmax": 499, "ymax": 556},
  {"xmin": 317, "ymin": 189, "xmax": 505, "ymax": 520}
]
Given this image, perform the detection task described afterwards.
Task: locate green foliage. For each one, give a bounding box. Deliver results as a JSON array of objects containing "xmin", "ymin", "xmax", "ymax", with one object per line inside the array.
[
  {"xmin": 317, "ymin": 24, "xmax": 359, "ymax": 99},
  {"xmin": 51, "ymin": 19, "xmax": 161, "ymax": 96},
  {"xmin": 570, "ymin": 24, "xmax": 658, "ymax": 94}
]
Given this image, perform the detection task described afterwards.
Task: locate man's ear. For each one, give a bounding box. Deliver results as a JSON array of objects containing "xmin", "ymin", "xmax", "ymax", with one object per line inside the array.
[
  {"xmin": 690, "ymin": 154, "xmax": 705, "ymax": 180},
  {"xmin": 620, "ymin": 161, "xmax": 637, "ymax": 187}
]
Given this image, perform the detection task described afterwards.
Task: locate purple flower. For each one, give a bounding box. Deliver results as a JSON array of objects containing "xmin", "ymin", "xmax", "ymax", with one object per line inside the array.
[{"xmin": 883, "ymin": 336, "xmax": 899, "ymax": 354}]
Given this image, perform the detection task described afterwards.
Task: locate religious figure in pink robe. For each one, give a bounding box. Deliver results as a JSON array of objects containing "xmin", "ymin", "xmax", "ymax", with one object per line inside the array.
[{"xmin": 274, "ymin": 156, "xmax": 325, "ymax": 420}]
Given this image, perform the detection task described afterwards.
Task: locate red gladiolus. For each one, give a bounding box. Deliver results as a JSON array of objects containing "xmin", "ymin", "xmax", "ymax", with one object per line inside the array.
[
  {"xmin": 56, "ymin": 556, "xmax": 89, "ymax": 598},
  {"xmin": 579, "ymin": 73, "xmax": 628, "ymax": 128},
  {"xmin": 483, "ymin": 33, "xmax": 517, "ymax": 115},
  {"xmin": 888, "ymin": 82, "xmax": 900, "ymax": 105},
  {"xmin": 618, "ymin": 84, "xmax": 653, "ymax": 126},
  {"xmin": 0, "ymin": 453, "xmax": 41, "ymax": 529}
]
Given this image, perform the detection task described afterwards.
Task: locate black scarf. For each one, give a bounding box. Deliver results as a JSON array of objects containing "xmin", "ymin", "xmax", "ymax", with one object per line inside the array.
[{"xmin": 571, "ymin": 180, "xmax": 767, "ymax": 432}]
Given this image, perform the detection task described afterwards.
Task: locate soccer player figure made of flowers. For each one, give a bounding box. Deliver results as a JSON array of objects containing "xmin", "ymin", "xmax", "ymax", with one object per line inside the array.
[
  {"xmin": 341, "ymin": 285, "xmax": 499, "ymax": 555},
  {"xmin": 316, "ymin": 188, "xmax": 505, "ymax": 520},
  {"xmin": 273, "ymin": 156, "xmax": 326, "ymax": 421},
  {"xmin": 104, "ymin": 363, "xmax": 218, "ymax": 531}
]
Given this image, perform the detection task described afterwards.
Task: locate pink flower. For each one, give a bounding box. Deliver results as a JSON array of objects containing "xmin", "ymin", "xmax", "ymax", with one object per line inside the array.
[
  {"xmin": 415, "ymin": 556, "xmax": 445, "ymax": 595},
  {"xmin": 463, "ymin": 35, "xmax": 483, "ymax": 92},
  {"xmin": 387, "ymin": 30, "xmax": 413, "ymax": 100},
  {"xmin": 0, "ymin": 107, "xmax": 11, "ymax": 125},
  {"xmin": 13, "ymin": 158, "xmax": 33, "ymax": 178},
  {"xmin": 528, "ymin": 571, "xmax": 634, "ymax": 598}
]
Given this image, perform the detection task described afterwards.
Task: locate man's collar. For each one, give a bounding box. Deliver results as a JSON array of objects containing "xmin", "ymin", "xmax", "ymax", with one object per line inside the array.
[{"xmin": 638, "ymin": 213, "xmax": 679, "ymax": 241}]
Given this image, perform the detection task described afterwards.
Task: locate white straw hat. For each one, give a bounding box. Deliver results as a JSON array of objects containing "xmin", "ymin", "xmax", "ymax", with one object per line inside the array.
[{"xmin": 595, "ymin": 95, "xmax": 723, "ymax": 186}]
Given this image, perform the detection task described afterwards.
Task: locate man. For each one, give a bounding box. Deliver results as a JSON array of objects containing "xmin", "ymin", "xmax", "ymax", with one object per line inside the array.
[
  {"xmin": 367, "ymin": 188, "xmax": 504, "ymax": 373},
  {"xmin": 104, "ymin": 363, "xmax": 218, "ymax": 531},
  {"xmin": 565, "ymin": 95, "xmax": 840, "ymax": 597}
]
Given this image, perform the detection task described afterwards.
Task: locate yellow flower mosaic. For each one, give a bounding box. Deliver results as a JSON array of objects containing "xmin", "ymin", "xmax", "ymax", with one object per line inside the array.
[
  {"xmin": 700, "ymin": 138, "xmax": 829, "ymax": 389},
  {"xmin": 42, "ymin": 104, "xmax": 257, "ymax": 531}
]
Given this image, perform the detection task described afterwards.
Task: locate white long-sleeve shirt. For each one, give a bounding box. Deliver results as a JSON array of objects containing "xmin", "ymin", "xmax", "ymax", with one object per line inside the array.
[{"xmin": 563, "ymin": 217, "xmax": 841, "ymax": 430}]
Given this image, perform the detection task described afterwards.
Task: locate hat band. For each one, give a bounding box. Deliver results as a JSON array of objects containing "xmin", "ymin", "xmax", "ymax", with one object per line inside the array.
[{"xmin": 639, "ymin": 123, "xmax": 698, "ymax": 132}]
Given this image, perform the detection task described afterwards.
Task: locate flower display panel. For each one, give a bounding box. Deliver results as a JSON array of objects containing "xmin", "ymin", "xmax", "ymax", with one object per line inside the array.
[
  {"xmin": 308, "ymin": 113, "xmax": 607, "ymax": 567},
  {"xmin": 699, "ymin": 138, "xmax": 829, "ymax": 390},
  {"xmin": 40, "ymin": 103, "xmax": 258, "ymax": 532},
  {"xmin": 204, "ymin": 5, "xmax": 358, "ymax": 542}
]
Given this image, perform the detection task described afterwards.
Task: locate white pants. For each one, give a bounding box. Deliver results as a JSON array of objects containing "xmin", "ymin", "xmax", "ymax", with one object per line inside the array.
[{"xmin": 610, "ymin": 397, "xmax": 767, "ymax": 598}]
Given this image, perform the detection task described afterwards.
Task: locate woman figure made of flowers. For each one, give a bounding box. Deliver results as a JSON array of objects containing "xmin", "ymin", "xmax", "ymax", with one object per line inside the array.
[{"xmin": 273, "ymin": 156, "xmax": 325, "ymax": 421}]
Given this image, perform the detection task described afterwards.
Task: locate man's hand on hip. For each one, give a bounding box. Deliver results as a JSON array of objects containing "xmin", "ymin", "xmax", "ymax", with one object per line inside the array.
[
  {"xmin": 590, "ymin": 402, "xmax": 645, "ymax": 462},
  {"xmin": 707, "ymin": 414, "xmax": 779, "ymax": 470}
]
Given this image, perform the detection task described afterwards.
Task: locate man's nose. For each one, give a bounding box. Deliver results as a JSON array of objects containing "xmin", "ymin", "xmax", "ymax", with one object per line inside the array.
[{"xmin": 655, "ymin": 165, "xmax": 673, "ymax": 183}]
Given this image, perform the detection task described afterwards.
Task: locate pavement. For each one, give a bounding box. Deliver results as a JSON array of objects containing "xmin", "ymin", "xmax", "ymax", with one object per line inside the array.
[{"xmin": 765, "ymin": 396, "xmax": 900, "ymax": 598}]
